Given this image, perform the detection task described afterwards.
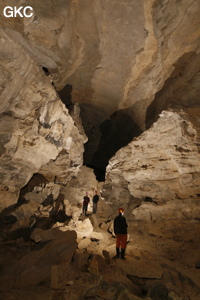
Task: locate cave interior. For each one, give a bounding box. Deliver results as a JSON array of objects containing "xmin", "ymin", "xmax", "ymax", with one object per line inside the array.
[{"xmin": 0, "ymin": 0, "xmax": 200, "ymax": 299}]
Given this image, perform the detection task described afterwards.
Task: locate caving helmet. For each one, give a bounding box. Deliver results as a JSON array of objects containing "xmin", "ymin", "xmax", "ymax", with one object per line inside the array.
[{"xmin": 118, "ymin": 207, "xmax": 124, "ymax": 214}]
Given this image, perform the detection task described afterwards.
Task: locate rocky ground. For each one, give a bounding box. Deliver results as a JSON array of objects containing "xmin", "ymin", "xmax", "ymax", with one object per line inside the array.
[{"xmin": 0, "ymin": 196, "xmax": 199, "ymax": 300}]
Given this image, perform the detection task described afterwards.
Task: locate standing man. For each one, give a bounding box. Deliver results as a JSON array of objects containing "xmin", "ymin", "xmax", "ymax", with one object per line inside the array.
[
  {"xmin": 114, "ymin": 207, "xmax": 128, "ymax": 260},
  {"xmin": 92, "ymin": 191, "xmax": 99, "ymax": 214},
  {"xmin": 82, "ymin": 192, "xmax": 90, "ymax": 216}
]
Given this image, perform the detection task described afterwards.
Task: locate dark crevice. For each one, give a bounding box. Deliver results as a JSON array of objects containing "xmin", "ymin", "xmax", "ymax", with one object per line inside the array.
[
  {"xmin": 86, "ymin": 110, "xmax": 142, "ymax": 181},
  {"xmin": 58, "ymin": 84, "xmax": 74, "ymax": 113},
  {"xmin": 144, "ymin": 197, "xmax": 158, "ymax": 205},
  {"xmin": 41, "ymin": 66, "xmax": 55, "ymax": 86},
  {"xmin": 42, "ymin": 67, "xmax": 50, "ymax": 76}
]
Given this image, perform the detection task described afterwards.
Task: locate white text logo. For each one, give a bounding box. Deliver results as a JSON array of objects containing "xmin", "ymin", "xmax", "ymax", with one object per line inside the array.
[{"xmin": 3, "ymin": 6, "xmax": 33, "ymax": 18}]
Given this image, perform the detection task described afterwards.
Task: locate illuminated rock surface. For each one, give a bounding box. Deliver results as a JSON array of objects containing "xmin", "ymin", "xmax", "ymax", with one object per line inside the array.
[{"xmin": 0, "ymin": 0, "xmax": 200, "ymax": 299}]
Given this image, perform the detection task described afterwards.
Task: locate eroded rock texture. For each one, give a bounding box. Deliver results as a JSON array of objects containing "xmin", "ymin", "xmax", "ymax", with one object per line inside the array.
[
  {"xmin": 1, "ymin": 0, "xmax": 200, "ymax": 197},
  {"xmin": 9, "ymin": 0, "xmax": 198, "ymax": 127},
  {"xmin": 0, "ymin": 0, "xmax": 200, "ymax": 299},
  {"xmin": 104, "ymin": 108, "xmax": 200, "ymax": 204},
  {"xmin": 0, "ymin": 26, "xmax": 86, "ymax": 210}
]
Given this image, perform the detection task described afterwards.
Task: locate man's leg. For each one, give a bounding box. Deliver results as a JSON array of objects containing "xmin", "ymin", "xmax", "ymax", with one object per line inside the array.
[
  {"xmin": 116, "ymin": 234, "xmax": 121, "ymax": 258},
  {"xmin": 121, "ymin": 248, "xmax": 126, "ymax": 260},
  {"xmin": 116, "ymin": 247, "xmax": 120, "ymax": 258},
  {"xmin": 120, "ymin": 234, "xmax": 127, "ymax": 260},
  {"xmin": 93, "ymin": 203, "xmax": 97, "ymax": 213}
]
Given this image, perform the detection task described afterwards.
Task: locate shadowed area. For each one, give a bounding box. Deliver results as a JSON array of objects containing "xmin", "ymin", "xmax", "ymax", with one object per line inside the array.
[
  {"xmin": 87, "ymin": 110, "xmax": 142, "ymax": 181},
  {"xmin": 146, "ymin": 52, "xmax": 200, "ymax": 129}
]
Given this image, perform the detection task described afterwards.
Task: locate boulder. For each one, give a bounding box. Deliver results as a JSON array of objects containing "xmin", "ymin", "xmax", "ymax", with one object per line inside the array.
[{"xmin": 10, "ymin": 230, "xmax": 77, "ymax": 289}]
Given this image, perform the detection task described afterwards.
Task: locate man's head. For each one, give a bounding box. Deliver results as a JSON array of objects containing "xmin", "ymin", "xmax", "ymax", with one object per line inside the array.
[{"xmin": 118, "ymin": 207, "xmax": 124, "ymax": 215}]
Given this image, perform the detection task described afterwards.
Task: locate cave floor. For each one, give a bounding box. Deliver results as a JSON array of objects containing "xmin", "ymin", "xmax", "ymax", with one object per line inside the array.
[{"xmin": 0, "ymin": 212, "xmax": 200, "ymax": 300}]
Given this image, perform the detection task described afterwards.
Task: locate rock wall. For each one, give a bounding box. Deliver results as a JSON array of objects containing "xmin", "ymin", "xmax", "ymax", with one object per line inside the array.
[
  {"xmin": 0, "ymin": 2, "xmax": 200, "ymax": 299},
  {"xmin": 0, "ymin": 0, "xmax": 199, "ymax": 211},
  {"xmin": 103, "ymin": 108, "xmax": 200, "ymax": 212},
  {"xmin": 0, "ymin": 27, "xmax": 86, "ymax": 210},
  {"xmin": 121, "ymin": 0, "xmax": 200, "ymax": 130}
]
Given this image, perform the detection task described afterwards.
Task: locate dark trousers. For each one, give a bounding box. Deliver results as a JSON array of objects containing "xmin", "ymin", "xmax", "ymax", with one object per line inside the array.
[
  {"xmin": 93, "ymin": 202, "xmax": 97, "ymax": 213},
  {"xmin": 83, "ymin": 205, "xmax": 88, "ymax": 215}
]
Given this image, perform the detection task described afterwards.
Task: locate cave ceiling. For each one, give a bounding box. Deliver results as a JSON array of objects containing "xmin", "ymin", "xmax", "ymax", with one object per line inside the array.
[{"xmin": 1, "ymin": 0, "xmax": 199, "ymax": 127}]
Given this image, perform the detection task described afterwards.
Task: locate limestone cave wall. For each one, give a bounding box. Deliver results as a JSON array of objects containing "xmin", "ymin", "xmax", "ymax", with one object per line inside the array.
[
  {"xmin": 102, "ymin": 108, "xmax": 200, "ymax": 214},
  {"xmin": 0, "ymin": 0, "xmax": 200, "ymax": 299},
  {"xmin": 0, "ymin": 24, "xmax": 86, "ymax": 210},
  {"xmin": 1, "ymin": 0, "xmax": 199, "ymax": 204}
]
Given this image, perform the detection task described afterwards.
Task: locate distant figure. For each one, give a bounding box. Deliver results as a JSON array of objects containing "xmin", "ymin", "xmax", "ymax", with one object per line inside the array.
[
  {"xmin": 114, "ymin": 207, "xmax": 128, "ymax": 260},
  {"xmin": 92, "ymin": 191, "xmax": 99, "ymax": 214},
  {"xmin": 82, "ymin": 192, "xmax": 90, "ymax": 215}
]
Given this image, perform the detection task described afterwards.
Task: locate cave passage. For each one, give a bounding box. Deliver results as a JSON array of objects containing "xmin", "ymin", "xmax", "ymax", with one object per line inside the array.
[
  {"xmin": 58, "ymin": 85, "xmax": 142, "ymax": 181},
  {"xmin": 84, "ymin": 110, "xmax": 142, "ymax": 181}
]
